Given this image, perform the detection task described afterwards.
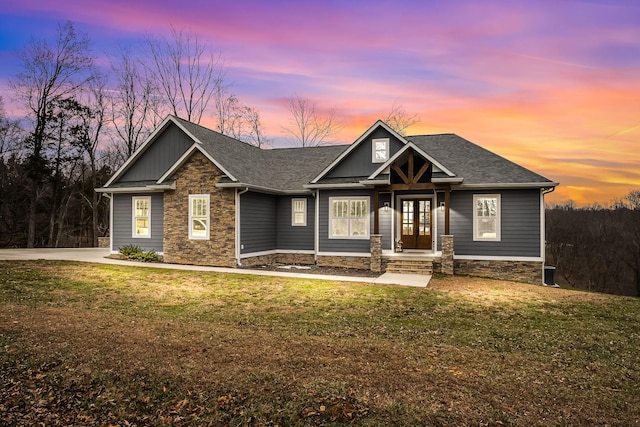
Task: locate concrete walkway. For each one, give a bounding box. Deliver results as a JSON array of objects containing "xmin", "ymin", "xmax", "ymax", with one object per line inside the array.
[{"xmin": 0, "ymin": 248, "xmax": 431, "ymax": 288}]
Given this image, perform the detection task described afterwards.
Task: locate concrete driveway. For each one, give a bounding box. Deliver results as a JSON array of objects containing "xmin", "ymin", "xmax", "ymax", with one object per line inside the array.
[{"xmin": 0, "ymin": 248, "xmax": 431, "ymax": 287}]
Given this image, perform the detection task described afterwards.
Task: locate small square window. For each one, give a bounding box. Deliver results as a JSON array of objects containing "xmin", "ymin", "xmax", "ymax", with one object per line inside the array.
[
  {"xmin": 292, "ymin": 198, "xmax": 307, "ymax": 226},
  {"xmin": 372, "ymin": 138, "xmax": 389, "ymax": 163}
]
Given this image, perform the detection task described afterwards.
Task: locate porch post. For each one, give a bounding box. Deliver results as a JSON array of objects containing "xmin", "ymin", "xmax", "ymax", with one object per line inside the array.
[
  {"xmin": 444, "ymin": 185, "xmax": 451, "ymax": 235},
  {"xmin": 373, "ymin": 188, "xmax": 379, "ymax": 234}
]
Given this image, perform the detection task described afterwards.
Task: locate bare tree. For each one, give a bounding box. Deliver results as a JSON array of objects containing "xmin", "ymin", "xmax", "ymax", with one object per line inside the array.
[
  {"xmin": 144, "ymin": 27, "xmax": 223, "ymax": 124},
  {"xmin": 110, "ymin": 46, "xmax": 160, "ymax": 163},
  {"xmin": 0, "ymin": 96, "xmax": 23, "ymax": 158},
  {"xmin": 10, "ymin": 21, "xmax": 95, "ymax": 247},
  {"xmin": 74, "ymin": 77, "xmax": 108, "ymax": 247},
  {"xmin": 383, "ymin": 103, "xmax": 419, "ymax": 136},
  {"xmin": 283, "ymin": 95, "xmax": 342, "ymax": 147},
  {"xmin": 243, "ymin": 106, "xmax": 267, "ymax": 148},
  {"xmin": 213, "ymin": 84, "xmax": 243, "ymax": 137}
]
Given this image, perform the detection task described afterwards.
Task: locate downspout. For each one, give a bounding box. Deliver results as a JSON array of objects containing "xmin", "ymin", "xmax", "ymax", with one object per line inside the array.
[
  {"xmin": 314, "ymin": 189, "xmax": 319, "ymax": 264},
  {"xmin": 108, "ymin": 193, "xmax": 113, "ymax": 253},
  {"xmin": 236, "ymin": 187, "xmax": 249, "ymax": 266}
]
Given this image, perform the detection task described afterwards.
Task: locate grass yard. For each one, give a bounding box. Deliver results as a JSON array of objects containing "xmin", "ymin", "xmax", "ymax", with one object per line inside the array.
[{"xmin": 0, "ymin": 261, "xmax": 639, "ymax": 426}]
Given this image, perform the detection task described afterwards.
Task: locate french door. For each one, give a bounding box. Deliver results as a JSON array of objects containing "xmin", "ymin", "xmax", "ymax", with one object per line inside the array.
[{"xmin": 401, "ymin": 199, "xmax": 432, "ymax": 250}]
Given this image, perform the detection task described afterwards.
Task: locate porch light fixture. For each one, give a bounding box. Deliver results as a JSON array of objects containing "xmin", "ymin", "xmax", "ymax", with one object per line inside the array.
[
  {"xmin": 439, "ymin": 202, "xmax": 445, "ymax": 211},
  {"xmin": 383, "ymin": 202, "xmax": 390, "ymax": 211}
]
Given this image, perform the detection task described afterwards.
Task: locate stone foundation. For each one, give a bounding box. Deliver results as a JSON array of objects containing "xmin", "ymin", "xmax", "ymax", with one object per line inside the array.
[
  {"xmin": 163, "ymin": 151, "xmax": 236, "ymax": 268},
  {"xmin": 98, "ymin": 237, "xmax": 110, "ymax": 248},
  {"xmin": 441, "ymin": 235, "xmax": 454, "ymax": 275},
  {"xmin": 317, "ymin": 255, "xmax": 371, "ymax": 270},
  {"xmin": 241, "ymin": 252, "xmax": 315, "ymax": 267},
  {"xmin": 454, "ymin": 259, "xmax": 542, "ymax": 285}
]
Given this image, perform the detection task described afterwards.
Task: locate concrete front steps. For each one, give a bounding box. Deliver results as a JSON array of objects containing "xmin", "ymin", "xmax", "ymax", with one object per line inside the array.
[{"xmin": 385, "ymin": 256, "xmax": 434, "ymax": 275}]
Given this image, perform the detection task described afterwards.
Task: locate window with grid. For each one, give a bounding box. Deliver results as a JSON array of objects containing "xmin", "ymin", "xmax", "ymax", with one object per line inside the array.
[
  {"xmin": 132, "ymin": 196, "xmax": 151, "ymax": 238},
  {"xmin": 329, "ymin": 197, "xmax": 369, "ymax": 239},
  {"xmin": 292, "ymin": 198, "xmax": 307, "ymax": 226},
  {"xmin": 189, "ymin": 194, "xmax": 210, "ymax": 240},
  {"xmin": 473, "ymin": 194, "xmax": 501, "ymax": 241}
]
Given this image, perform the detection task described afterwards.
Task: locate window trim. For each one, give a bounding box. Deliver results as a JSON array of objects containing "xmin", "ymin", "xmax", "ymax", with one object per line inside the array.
[
  {"xmin": 473, "ymin": 194, "xmax": 501, "ymax": 241},
  {"xmin": 188, "ymin": 194, "xmax": 210, "ymax": 240},
  {"xmin": 328, "ymin": 196, "xmax": 370, "ymax": 240},
  {"xmin": 372, "ymin": 138, "xmax": 389, "ymax": 163},
  {"xmin": 291, "ymin": 198, "xmax": 307, "ymax": 227},
  {"xmin": 132, "ymin": 196, "xmax": 151, "ymax": 238}
]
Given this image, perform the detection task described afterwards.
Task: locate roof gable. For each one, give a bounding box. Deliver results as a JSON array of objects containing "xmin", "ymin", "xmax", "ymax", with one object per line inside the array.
[
  {"xmin": 367, "ymin": 142, "xmax": 457, "ymax": 181},
  {"xmin": 310, "ymin": 120, "xmax": 408, "ymax": 184}
]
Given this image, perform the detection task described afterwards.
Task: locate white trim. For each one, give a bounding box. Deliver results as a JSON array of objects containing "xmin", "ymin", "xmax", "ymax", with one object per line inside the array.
[
  {"xmin": 540, "ymin": 189, "xmax": 545, "ymax": 260},
  {"xmin": 291, "ymin": 198, "xmax": 307, "ymax": 226},
  {"xmin": 96, "ymin": 184, "xmax": 173, "ymax": 193},
  {"xmin": 240, "ymin": 249, "xmax": 315, "ymax": 259},
  {"xmin": 317, "ymin": 252, "xmax": 372, "ymax": 258},
  {"xmin": 132, "ymin": 196, "xmax": 151, "ymax": 238},
  {"xmin": 157, "ymin": 143, "xmax": 237, "ymax": 184},
  {"xmin": 328, "ymin": 196, "xmax": 371, "ymax": 240},
  {"xmin": 454, "ymin": 255, "xmax": 544, "ymax": 262},
  {"xmin": 455, "ymin": 182, "xmax": 559, "ymax": 189},
  {"xmin": 188, "ymin": 194, "xmax": 210, "ymax": 240},
  {"xmin": 109, "ymin": 194, "xmax": 113, "ymax": 251},
  {"xmin": 304, "ymin": 183, "xmax": 367, "ymax": 189},
  {"xmin": 368, "ymin": 141, "xmax": 457, "ymax": 180},
  {"xmin": 372, "ymin": 138, "xmax": 390, "ymax": 163},
  {"xmin": 217, "ymin": 182, "xmax": 311, "ymax": 195},
  {"xmin": 473, "ymin": 194, "xmax": 501, "ymax": 241},
  {"xmin": 314, "ymin": 189, "xmax": 319, "ymax": 262},
  {"xmin": 310, "ymin": 120, "xmax": 408, "ymax": 184}
]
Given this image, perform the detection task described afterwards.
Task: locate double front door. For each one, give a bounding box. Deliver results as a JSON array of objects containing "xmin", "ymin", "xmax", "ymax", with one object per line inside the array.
[{"xmin": 401, "ymin": 199, "xmax": 432, "ymax": 250}]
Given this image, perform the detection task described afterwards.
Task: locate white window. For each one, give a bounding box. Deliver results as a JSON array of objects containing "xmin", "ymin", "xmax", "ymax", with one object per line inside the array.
[
  {"xmin": 189, "ymin": 194, "xmax": 210, "ymax": 240},
  {"xmin": 372, "ymin": 138, "xmax": 389, "ymax": 163},
  {"xmin": 329, "ymin": 197, "xmax": 369, "ymax": 239},
  {"xmin": 132, "ymin": 196, "xmax": 151, "ymax": 238},
  {"xmin": 473, "ymin": 194, "xmax": 501, "ymax": 241},
  {"xmin": 292, "ymin": 198, "xmax": 307, "ymax": 226}
]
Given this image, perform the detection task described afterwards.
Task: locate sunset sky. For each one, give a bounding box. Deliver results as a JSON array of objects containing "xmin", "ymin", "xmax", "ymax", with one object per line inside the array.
[{"xmin": 1, "ymin": 0, "xmax": 639, "ymax": 206}]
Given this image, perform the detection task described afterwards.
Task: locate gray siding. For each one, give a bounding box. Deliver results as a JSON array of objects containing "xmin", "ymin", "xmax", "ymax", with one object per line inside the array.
[
  {"xmin": 276, "ymin": 196, "xmax": 315, "ymax": 250},
  {"xmin": 240, "ymin": 191, "xmax": 277, "ymax": 254},
  {"xmin": 112, "ymin": 193, "xmax": 164, "ymax": 252},
  {"xmin": 326, "ymin": 128, "xmax": 404, "ymax": 178},
  {"xmin": 118, "ymin": 123, "xmax": 194, "ymax": 182},
  {"xmin": 449, "ymin": 189, "xmax": 541, "ymax": 257},
  {"xmin": 319, "ymin": 189, "xmax": 374, "ymax": 253},
  {"xmin": 378, "ymin": 192, "xmax": 393, "ymax": 250}
]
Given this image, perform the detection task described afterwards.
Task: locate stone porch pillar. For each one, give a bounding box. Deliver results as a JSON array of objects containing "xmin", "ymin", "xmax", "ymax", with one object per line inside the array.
[
  {"xmin": 370, "ymin": 235, "xmax": 382, "ymax": 273},
  {"xmin": 442, "ymin": 234, "xmax": 454, "ymax": 275}
]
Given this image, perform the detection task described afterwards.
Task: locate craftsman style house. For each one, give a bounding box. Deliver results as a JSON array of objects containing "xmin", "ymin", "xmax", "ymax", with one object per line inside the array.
[{"xmin": 97, "ymin": 115, "xmax": 558, "ymax": 284}]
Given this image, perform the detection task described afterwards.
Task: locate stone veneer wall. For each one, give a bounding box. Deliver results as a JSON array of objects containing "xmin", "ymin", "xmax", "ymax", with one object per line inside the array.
[
  {"xmin": 163, "ymin": 151, "xmax": 236, "ymax": 267},
  {"xmin": 454, "ymin": 259, "xmax": 542, "ymax": 285},
  {"xmin": 317, "ymin": 255, "xmax": 370, "ymax": 270},
  {"xmin": 241, "ymin": 253, "xmax": 315, "ymax": 267}
]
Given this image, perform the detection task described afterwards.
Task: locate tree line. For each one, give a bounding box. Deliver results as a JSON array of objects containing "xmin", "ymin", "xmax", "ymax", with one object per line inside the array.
[
  {"xmin": 0, "ymin": 22, "xmax": 418, "ymax": 250},
  {"xmin": 546, "ymin": 191, "xmax": 640, "ymax": 297}
]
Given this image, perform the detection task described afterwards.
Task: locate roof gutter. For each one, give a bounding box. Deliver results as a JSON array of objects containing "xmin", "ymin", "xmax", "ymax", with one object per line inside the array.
[
  {"xmin": 95, "ymin": 182, "xmax": 176, "ymax": 193},
  {"xmin": 216, "ymin": 182, "xmax": 313, "ymax": 195},
  {"xmin": 454, "ymin": 182, "xmax": 559, "ymax": 190}
]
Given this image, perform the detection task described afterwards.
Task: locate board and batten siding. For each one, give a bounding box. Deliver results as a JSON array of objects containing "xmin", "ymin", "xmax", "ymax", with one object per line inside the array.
[
  {"xmin": 276, "ymin": 196, "xmax": 315, "ymax": 251},
  {"xmin": 325, "ymin": 128, "xmax": 404, "ymax": 178},
  {"xmin": 239, "ymin": 191, "xmax": 277, "ymax": 254},
  {"xmin": 118, "ymin": 123, "xmax": 194, "ymax": 182},
  {"xmin": 112, "ymin": 193, "xmax": 164, "ymax": 253},
  {"xmin": 449, "ymin": 189, "xmax": 541, "ymax": 257},
  {"xmin": 318, "ymin": 189, "xmax": 374, "ymax": 253}
]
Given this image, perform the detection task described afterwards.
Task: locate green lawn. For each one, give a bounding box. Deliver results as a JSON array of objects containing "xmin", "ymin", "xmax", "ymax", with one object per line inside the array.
[{"xmin": 1, "ymin": 260, "xmax": 638, "ymax": 426}]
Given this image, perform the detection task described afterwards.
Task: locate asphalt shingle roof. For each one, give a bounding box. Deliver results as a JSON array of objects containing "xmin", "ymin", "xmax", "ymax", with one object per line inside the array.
[{"xmin": 160, "ymin": 117, "xmax": 554, "ymax": 192}]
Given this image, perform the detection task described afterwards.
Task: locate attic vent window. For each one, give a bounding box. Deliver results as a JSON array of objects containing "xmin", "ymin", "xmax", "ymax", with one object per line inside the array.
[{"xmin": 372, "ymin": 138, "xmax": 389, "ymax": 163}]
